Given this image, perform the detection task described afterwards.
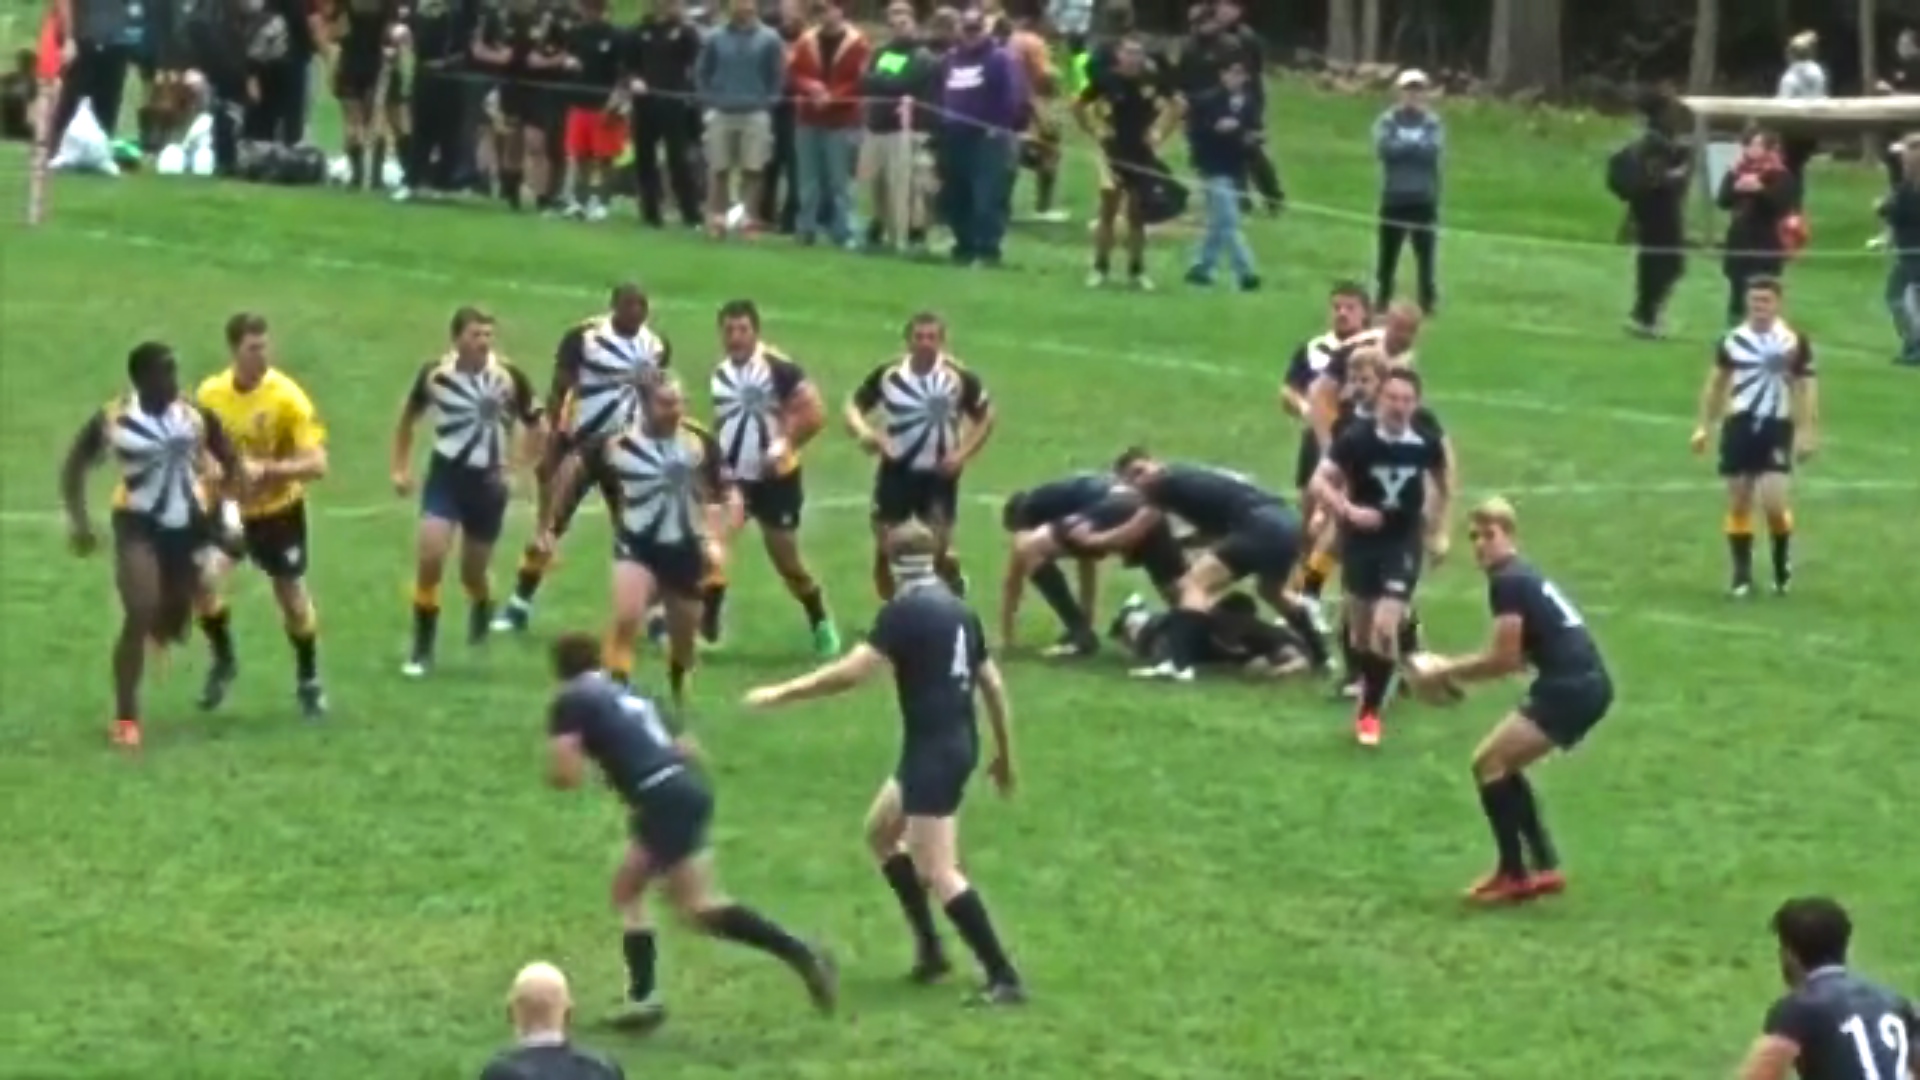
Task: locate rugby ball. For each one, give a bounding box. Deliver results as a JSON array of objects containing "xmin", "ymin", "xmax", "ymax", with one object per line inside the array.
[{"xmin": 1406, "ymin": 651, "xmax": 1465, "ymax": 706}]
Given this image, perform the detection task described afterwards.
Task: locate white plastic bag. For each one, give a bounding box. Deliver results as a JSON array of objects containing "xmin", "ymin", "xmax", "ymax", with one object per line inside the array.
[{"xmin": 49, "ymin": 99, "xmax": 119, "ymax": 175}]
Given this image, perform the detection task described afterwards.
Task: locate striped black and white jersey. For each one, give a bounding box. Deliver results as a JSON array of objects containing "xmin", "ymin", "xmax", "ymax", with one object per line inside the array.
[
  {"xmin": 91, "ymin": 394, "xmax": 232, "ymax": 528},
  {"xmin": 603, "ymin": 420, "xmax": 727, "ymax": 546},
  {"xmin": 710, "ymin": 347, "xmax": 807, "ymax": 482},
  {"xmin": 1286, "ymin": 326, "xmax": 1383, "ymax": 394},
  {"xmin": 405, "ymin": 353, "xmax": 541, "ymax": 470},
  {"xmin": 1716, "ymin": 321, "xmax": 1814, "ymax": 424},
  {"xmin": 851, "ymin": 355, "xmax": 991, "ymax": 472},
  {"xmin": 555, "ymin": 315, "xmax": 671, "ymax": 442}
]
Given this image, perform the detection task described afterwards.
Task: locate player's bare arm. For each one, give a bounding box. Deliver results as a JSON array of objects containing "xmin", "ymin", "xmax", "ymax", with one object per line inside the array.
[
  {"xmin": 1423, "ymin": 462, "xmax": 1453, "ymax": 560},
  {"xmin": 976, "ymin": 657, "xmax": 1015, "ymax": 794},
  {"xmin": 535, "ymin": 450, "xmax": 588, "ymax": 545},
  {"xmin": 1307, "ymin": 459, "xmax": 1358, "ymax": 521},
  {"xmin": 198, "ymin": 407, "xmax": 247, "ymax": 497},
  {"xmin": 1074, "ymin": 557, "xmax": 1100, "ymax": 626},
  {"xmin": 546, "ymin": 329, "xmax": 584, "ymax": 420},
  {"xmin": 1070, "ymin": 504, "xmax": 1161, "ymax": 553},
  {"xmin": 59, "ymin": 411, "xmax": 109, "ymax": 551},
  {"xmin": 842, "ymin": 395, "xmax": 888, "ymax": 456},
  {"xmin": 1734, "ymin": 1033, "xmax": 1799, "ymax": 1080},
  {"xmin": 1690, "ymin": 354, "xmax": 1732, "ymax": 453},
  {"xmin": 943, "ymin": 396, "xmax": 996, "ymax": 474},
  {"xmin": 744, "ymin": 643, "xmax": 890, "ymax": 706},
  {"xmin": 1427, "ymin": 614, "xmax": 1525, "ymax": 685},
  {"xmin": 776, "ymin": 377, "xmax": 826, "ymax": 460},
  {"xmin": 1305, "ymin": 373, "xmax": 1341, "ymax": 449},
  {"xmin": 547, "ymin": 732, "xmax": 588, "ymax": 789},
  {"xmin": 1790, "ymin": 343, "xmax": 1819, "ymax": 460}
]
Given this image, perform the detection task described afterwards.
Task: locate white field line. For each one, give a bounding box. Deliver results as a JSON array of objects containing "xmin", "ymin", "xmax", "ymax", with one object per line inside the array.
[
  {"xmin": 49, "ymin": 228, "xmax": 1913, "ymax": 465},
  {"xmin": 3, "ymin": 476, "xmax": 1915, "ymax": 528}
]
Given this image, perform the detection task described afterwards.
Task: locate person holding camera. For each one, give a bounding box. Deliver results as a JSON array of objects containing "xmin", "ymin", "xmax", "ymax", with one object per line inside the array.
[{"xmin": 1716, "ymin": 129, "xmax": 1798, "ymax": 324}]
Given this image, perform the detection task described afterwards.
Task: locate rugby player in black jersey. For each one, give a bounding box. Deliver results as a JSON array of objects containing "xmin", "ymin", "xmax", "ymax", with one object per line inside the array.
[
  {"xmin": 1736, "ymin": 896, "xmax": 1915, "ymax": 1080},
  {"xmin": 1689, "ymin": 278, "xmax": 1818, "ymax": 597},
  {"xmin": 544, "ymin": 632, "xmax": 836, "ymax": 1030},
  {"xmin": 1309, "ymin": 367, "xmax": 1450, "ymax": 746},
  {"xmin": 1110, "ymin": 590, "xmax": 1310, "ymax": 679},
  {"xmin": 1308, "ymin": 346, "xmax": 1455, "ymax": 700},
  {"xmin": 1406, "ymin": 499, "xmax": 1613, "ymax": 905},
  {"xmin": 745, "ymin": 522, "xmax": 1025, "ymax": 1006},
  {"xmin": 997, "ymin": 472, "xmax": 1187, "ymax": 656},
  {"xmin": 1072, "ymin": 453, "xmax": 1327, "ymax": 681}
]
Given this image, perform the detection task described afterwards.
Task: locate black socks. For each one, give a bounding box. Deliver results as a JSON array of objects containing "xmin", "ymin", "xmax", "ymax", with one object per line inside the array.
[
  {"xmin": 943, "ymin": 888, "xmax": 1018, "ymax": 986},
  {"xmin": 698, "ymin": 904, "xmax": 813, "ymax": 967},
  {"xmin": 880, "ymin": 852, "xmax": 943, "ymax": 959},
  {"xmin": 1028, "ymin": 562, "xmax": 1087, "ymax": 633},
  {"xmin": 621, "ymin": 928, "xmax": 657, "ymax": 1001}
]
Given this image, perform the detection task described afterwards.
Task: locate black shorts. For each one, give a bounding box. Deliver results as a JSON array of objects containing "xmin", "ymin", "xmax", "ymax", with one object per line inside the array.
[
  {"xmin": 332, "ymin": 47, "xmax": 387, "ymax": 100},
  {"xmin": 630, "ymin": 770, "xmax": 712, "ymax": 871},
  {"xmin": 1292, "ymin": 429, "xmax": 1319, "ymax": 491},
  {"xmin": 1717, "ymin": 417, "xmax": 1794, "ymax": 477},
  {"xmin": 872, "ymin": 462, "xmax": 958, "ymax": 527},
  {"xmin": 614, "ymin": 532, "xmax": 707, "ymax": 597},
  {"xmin": 112, "ymin": 509, "xmax": 208, "ymax": 591},
  {"xmin": 1519, "ymin": 672, "xmax": 1614, "ymax": 750},
  {"xmin": 1122, "ymin": 524, "xmax": 1188, "ymax": 592},
  {"xmin": 1341, "ymin": 532, "xmax": 1423, "ymax": 601},
  {"xmin": 501, "ymin": 84, "xmax": 563, "ymax": 129},
  {"xmin": 741, "ymin": 470, "xmax": 805, "ymax": 531},
  {"xmin": 420, "ymin": 454, "xmax": 510, "ymax": 544},
  {"xmin": 895, "ymin": 741, "xmax": 978, "ymax": 818},
  {"xmin": 1212, "ymin": 507, "xmax": 1301, "ymax": 585},
  {"xmin": 1102, "ymin": 145, "xmax": 1155, "ymax": 196},
  {"xmin": 242, "ymin": 501, "xmax": 310, "ymax": 581}
]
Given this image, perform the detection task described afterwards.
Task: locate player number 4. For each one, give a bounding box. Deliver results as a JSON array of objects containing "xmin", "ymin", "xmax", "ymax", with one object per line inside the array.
[
  {"xmin": 1541, "ymin": 581, "xmax": 1585, "ymax": 628},
  {"xmin": 1840, "ymin": 1012, "xmax": 1911, "ymax": 1080},
  {"xmin": 619, "ymin": 693, "xmax": 673, "ymax": 747}
]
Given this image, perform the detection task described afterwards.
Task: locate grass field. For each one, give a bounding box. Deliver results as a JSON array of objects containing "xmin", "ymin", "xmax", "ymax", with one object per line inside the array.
[{"xmin": 2, "ymin": 82, "xmax": 1916, "ymax": 1080}]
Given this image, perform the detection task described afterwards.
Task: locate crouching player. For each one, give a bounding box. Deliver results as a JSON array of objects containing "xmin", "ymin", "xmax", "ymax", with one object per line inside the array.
[
  {"xmin": 996, "ymin": 472, "xmax": 1186, "ymax": 655},
  {"xmin": 1110, "ymin": 590, "xmax": 1311, "ymax": 679},
  {"xmin": 1405, "ymin": 498, "xmax": 1613, "ymax": 905}
]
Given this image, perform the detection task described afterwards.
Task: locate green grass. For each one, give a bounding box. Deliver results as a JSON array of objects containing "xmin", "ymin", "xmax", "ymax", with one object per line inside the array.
[{"xmin": 2, "ymin": 83, "xmax": 1916, "ymax": 1080}]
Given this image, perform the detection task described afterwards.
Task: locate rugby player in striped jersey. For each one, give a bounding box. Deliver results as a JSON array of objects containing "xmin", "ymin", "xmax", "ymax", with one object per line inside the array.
[{"xmin": 1690, "ymin": 278, "xmax": 1818, "ymax": 597}]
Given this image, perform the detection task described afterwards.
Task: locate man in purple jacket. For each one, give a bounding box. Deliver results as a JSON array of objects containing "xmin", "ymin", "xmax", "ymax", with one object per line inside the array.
[{"xmin": 937, "ymin": 9, "xmax": 1023, "ymax": 265}]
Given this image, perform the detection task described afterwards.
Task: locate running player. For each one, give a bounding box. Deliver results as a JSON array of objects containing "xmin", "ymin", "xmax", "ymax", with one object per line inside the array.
[
  {"xmin": 745, "ymin": 521, "xmax": 1024, "ymax": 1006},
  {"xmin": 60, "ymin": 342, "xmax": 245, "ymax": 748},
  {"xmin": 1735, "ymin": 896, "xmax": 1915, "ymax": 1080},
  {"xmin": 1690, "ymin": 277, "xmax": 1817, "ymax": 598},
  {"xmin": 705, "ymin": 299, "xmax": 840, "ymax": 656},
  {"xmin": 1406, "ymin": 498, "xmax": 1612, "ymax": 904},
  {"xmin": 845, "ymin": 312, "xmax": 995, "ymax": 600},
  {"xmin": 194, "ymin": 313, "xmax": 331, "ymax": 718},
  {"xmin": 390, "ymin": 307, "xmax": 543, "ymax": 677},
  {"xmin": 537, "ymin": 375, "xmax": 729, "ymax": 708},
  {"xmin": 544, "ymin": 631, "xmax": 837, "ymax": 1031},
  {"xmin": 1281, "ymin": 282, "xmax": 1377, "ymax": 499},
  {"xmin": 324, "ymin": 0, "xmax": 402, "ymax": 189},
  {"xmin": 1310, "ymin": 367, "xmax": 1450, "ymax": 746},
  {"xmin": 1074, "ymin": 453, "xmax": 1326, "ymax": 681},
  {"xmin": 997, "ymin": 473, "xmax": 1186, "ymax": 655},
  {"xmin": 497, "ymin": 284, "xmax": 669, "ymax": 632}
]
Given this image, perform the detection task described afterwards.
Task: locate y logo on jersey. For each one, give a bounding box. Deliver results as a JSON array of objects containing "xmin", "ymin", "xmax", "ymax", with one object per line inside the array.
[{"xmin": 1370, "ymin": 466, "xmax": 1419, "ymax": 510}]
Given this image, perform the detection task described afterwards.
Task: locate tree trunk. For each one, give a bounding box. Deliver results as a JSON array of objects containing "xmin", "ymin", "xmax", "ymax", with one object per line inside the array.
[
  {"xmin": 1688, "ymin": 0, "xmax": 1720, "ymax": 92},
  {"xmin": 1358, "ymin": 0, "xmax": 1384, "ymax": 64},
  {"xmin": 1487, "ymin": 0, "xmax": 1562, "ymax": 92},
  {"xmin": 1327, "ymin": 0, "xmax": 1358, "ymax": 66}
]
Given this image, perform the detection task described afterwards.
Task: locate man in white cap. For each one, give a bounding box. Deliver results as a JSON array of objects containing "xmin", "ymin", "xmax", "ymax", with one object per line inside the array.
[
  {"xmin": 477, "ymin": 962, "xmax": 625, "ymax": 1080},
  {"xmin": 1372, "ymin": 68, "xmax": 1443, "ymax": 315}
]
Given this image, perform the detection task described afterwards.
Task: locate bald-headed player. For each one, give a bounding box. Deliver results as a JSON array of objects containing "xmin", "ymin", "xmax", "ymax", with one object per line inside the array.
[
  {"xmin": 1407, "ymin": 498, "xmax": 1612, "ymax": 906},
  {"xmin": 478, "ymin": 962, "xmax": 624, "ymax": 1080}
]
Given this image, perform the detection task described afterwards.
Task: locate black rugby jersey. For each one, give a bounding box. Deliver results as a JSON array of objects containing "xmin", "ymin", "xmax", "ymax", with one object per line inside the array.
[
  {"xmin": 547, "ymin": 673, "xmax": 685, "ymax": 805},
  {"xmin": 478, "ymin": 1035, "xmax": 625, "ymax": 1080},
  {"xmin": 1760, "ymin": 966, "xmax": 1915, "ymax": 1080},
  {"xmin": 1017, "ymin": 472, "xmax": 1114, "ymax": 527},
  {"xmin": 1486, "ymin": 558, "xmax": 1605, "ymax": 680},
  {"xmin": 867, "ymin": 581, "xmax": 987, "ymax": 747},
  {"xmin": 1138, "ymin": 462, "xmax": 1282, "ymax": 537},
  {"xmin": 1326, "ymin": 421, "xmax": 1446, "ymax": 540}
]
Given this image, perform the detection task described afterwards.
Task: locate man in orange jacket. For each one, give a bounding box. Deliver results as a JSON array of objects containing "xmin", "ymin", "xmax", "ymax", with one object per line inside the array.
[{"xmin": 787, "ymin": 0, "xmax": 869, "ymax": 246}]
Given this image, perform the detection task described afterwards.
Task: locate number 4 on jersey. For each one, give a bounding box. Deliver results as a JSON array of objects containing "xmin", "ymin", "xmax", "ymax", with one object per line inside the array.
[{"xmin": 951, "ymin": 626, "xmax": 972, "ymax": 690}]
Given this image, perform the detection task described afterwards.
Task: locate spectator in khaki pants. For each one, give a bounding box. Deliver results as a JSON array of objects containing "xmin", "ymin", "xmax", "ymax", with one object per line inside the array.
[
  {"xmin": 787, "ymin": 0, "xmax": 868, "ymax": 246},
  {"xmin": 858, "ymin": 2, "xmax": 938, "ymax": 252},
  {"xmin": 697, "ymin": 0, "xmax": 786, "ymax": 232}
]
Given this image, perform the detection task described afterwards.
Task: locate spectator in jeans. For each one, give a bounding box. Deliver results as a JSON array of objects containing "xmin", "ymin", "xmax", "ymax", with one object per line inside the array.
[
  {"xmin": 1183, "ymin": 58, "xmax": 1260, "ymax": 291},
  {"xmin": 1372, "ymin": 68, "xmax": 1443, "ymax": 314},
  {"xmin": 1878, "ymin": 134, "xmax": 1920, "ymax": 367},
  {"xmin": 698, "ymin": 0, "xmax": 785, "ymax": 232},
  {"xmin": 787, "ymin": 0, "xmax": 868, "ymax": 246},
  {"xmin": 937, "ymin": 8, "xmax": 1020, "ymax": 266},
  {"xmin": 858, "ymin": 1, "xmax": 938, "ymax": 252}
]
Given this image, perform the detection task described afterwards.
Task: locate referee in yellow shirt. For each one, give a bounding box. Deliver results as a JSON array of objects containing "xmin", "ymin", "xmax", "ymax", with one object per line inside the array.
[{"xmin": 195, "ymin": 313, "xmax": 332, "ymax": 718}]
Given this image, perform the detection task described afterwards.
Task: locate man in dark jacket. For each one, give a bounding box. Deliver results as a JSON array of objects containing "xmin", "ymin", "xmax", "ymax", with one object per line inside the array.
[
  {"xmin": 625, "ymin": 0, "xmax": 704, "ymax": 228},
  {"xmin": 1716, "ymin": 129, "xmax": 1797, "ymax": 323},
  {"xmin": 936, "ymin": 8, "xmax": 1021, "ymax": 265},
  {"xmin": 1183, "ymin": 57, "xmax": 1261, "ymax": 289},
  {"xmin": 860, "ymin": 1, "xmax": 939, "ymax": 251},
  {"xmin": 1205, "ymin": 0, "xmax": 1279, "ymax": 213},
  {"xmin": 1618, "ymin": 92, "xmax": 1691, "ymax": 337},
  {"xmin": 1879, "ymin": 134, "xmax": 1920, "ymax": 366}
]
